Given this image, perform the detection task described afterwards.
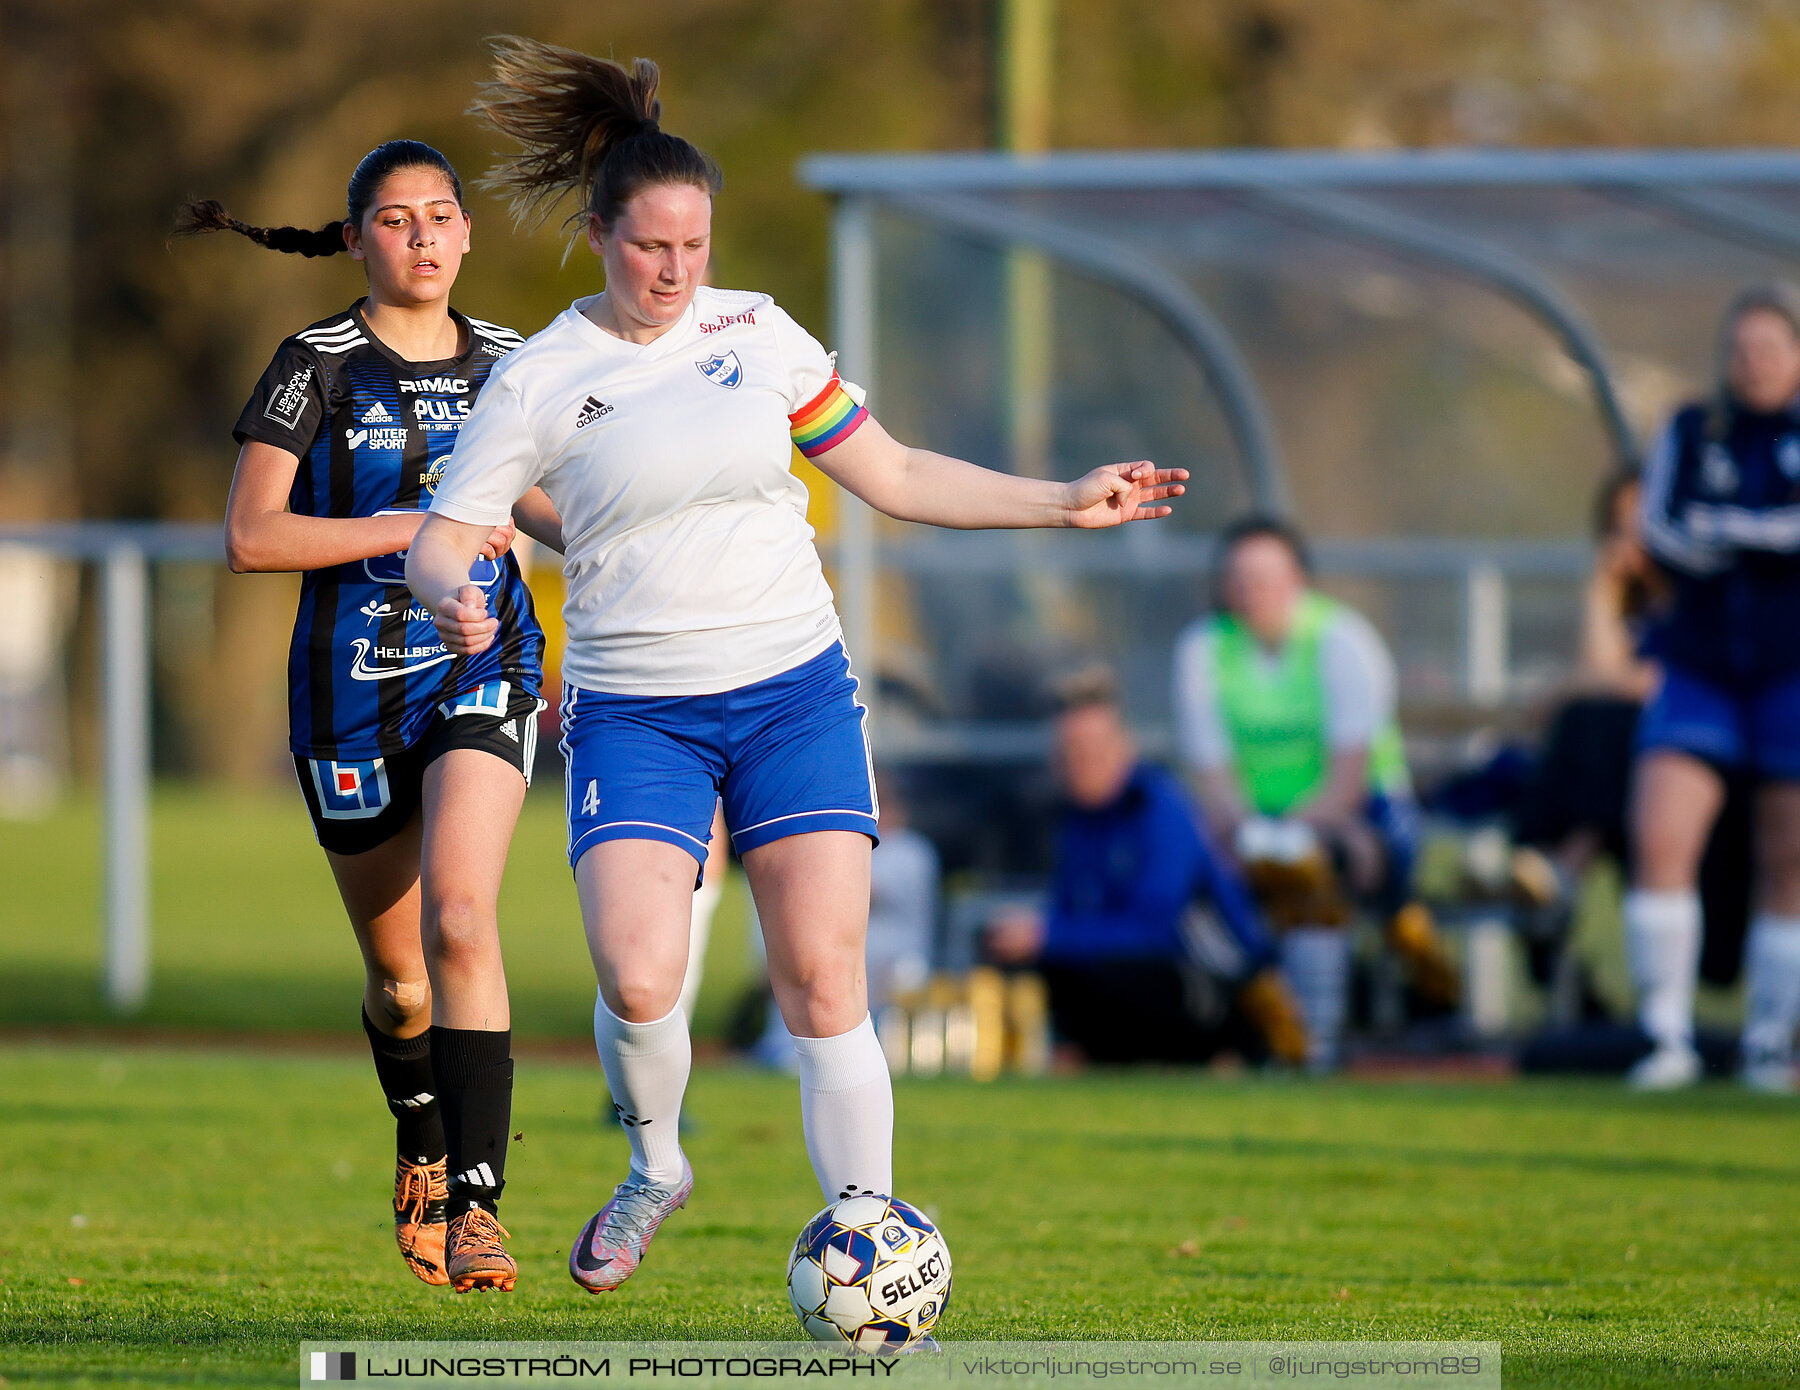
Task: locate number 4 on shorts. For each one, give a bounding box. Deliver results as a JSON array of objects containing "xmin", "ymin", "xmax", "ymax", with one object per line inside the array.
[{"xmin": 582, "ymin": 781, "xmax": 600, "ymax": 816}]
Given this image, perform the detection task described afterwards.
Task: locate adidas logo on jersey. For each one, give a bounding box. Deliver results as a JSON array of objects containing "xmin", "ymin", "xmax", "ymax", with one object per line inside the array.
[
  {"xmin": 574, "ymin": 395, "xmax": 614, "ymax": 428},
  {"xmin": 360, "ymin": 400, "xmax": 395, "ymax": 424}
]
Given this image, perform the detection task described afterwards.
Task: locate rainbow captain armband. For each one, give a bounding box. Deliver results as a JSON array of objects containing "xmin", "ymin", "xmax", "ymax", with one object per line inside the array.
[{"xmin": 789, "ymin": 373, "xmax": 869, "ymax": 458}]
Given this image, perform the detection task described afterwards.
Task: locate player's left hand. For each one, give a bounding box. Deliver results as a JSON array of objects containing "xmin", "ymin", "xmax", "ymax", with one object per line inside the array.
[
  {"xmin": 1061, "ymin": 462, "xmax": 1187, "ymax": 528},
  {"xmin": 433, "ymin": 583, "xmax": 498, "ymax": 657},
  {"xmin": 479, "ymin": 520, "xmax": 517, "ymax": 560}
]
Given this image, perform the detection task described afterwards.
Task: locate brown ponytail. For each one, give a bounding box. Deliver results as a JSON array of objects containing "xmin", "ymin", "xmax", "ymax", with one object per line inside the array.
[
  {"xmin": 470, "ymin": 36, "xmax": 721, "ymax": 235},
  {"xmin": 173, "ymin": 199, "xmax": 349, "ymax": 257},
  {"xmin": 173, "ymin": 140, "xmax": 464, "ymax": 258}
]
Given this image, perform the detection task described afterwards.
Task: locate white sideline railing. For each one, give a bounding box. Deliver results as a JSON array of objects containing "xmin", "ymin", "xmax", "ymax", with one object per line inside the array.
[
  {"xmin": 1, "ymin": 523, "xmax": 219, "ymax": 1013},
  {"xmin": 1, "ymin": 521, "xmax": 1585, "ymax": 1013}
]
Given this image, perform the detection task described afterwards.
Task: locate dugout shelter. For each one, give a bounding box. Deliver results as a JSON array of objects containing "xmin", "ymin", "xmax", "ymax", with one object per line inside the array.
[{"xmin": 799, "ymin": 148, "xmax": 1800, "ymax": 772}]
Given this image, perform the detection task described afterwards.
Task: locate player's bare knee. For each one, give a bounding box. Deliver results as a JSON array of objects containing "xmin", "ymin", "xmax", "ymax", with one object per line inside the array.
[
  {"xmin": 423, "ymin": 889, "xmax": 493, "ymax": 962},
  {"xmin": 775, "ymin": 965, "xmax": 861, "ymax": 1029},
  {"xmin": 777, "ymin": 990, "xmax": 863, "ymax": 1039},
  {"xmin": 1634, "ymin": 826, "xmax": 1704, "ymax": 889},
  {"xmin": 610, "ymin": 972, "xmax": 683, "ymax": 1022}
]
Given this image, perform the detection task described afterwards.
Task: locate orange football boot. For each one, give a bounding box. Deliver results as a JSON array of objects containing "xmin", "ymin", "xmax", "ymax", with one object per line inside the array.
[
  {"xmin": 393, "ymin": 1156, "xmax": 449, "ymax": 1287},
  {"xmin": 446, "ymin": 1206, "xmax": 517, "ymax": 1293}
]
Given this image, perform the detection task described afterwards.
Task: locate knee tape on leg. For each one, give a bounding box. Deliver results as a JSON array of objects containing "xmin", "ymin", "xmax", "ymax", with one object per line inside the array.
[{"xmin": 383, "ymin": 978, "xmax": 430, "ymax": 1014}]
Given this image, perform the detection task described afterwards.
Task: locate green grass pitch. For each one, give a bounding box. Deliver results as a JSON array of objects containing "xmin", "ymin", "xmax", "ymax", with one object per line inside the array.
[
  {"xmin": 4, "ymin": 1043, "xmax": 1799, "ymax": 1388},
  {"xmin": 4, "ymin": 790, "xmax": 1800, "ymax": 1386},
  {"xmin": 0, "ymin": 788, "xmax": 761, "ymax": 1041}
]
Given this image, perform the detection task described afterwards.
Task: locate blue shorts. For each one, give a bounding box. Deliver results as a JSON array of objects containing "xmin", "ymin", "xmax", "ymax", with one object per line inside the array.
[
  {"xmin": 560, "ymin": 640, "xmax": 879, "ymax": 871},
  {"xmin": 1636, "ymin": 663, "xmax": 1800, "ymax": 779}
]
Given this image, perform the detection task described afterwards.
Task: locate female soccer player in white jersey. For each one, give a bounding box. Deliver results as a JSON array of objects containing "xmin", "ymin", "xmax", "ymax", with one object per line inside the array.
[
  {"xmin": 179, "ymin": 141, "xmax": 560, "ymax": 1292},
  {"xmin": 406, "ymin": 41, "xmax": 1185, "ymax": 1295}
]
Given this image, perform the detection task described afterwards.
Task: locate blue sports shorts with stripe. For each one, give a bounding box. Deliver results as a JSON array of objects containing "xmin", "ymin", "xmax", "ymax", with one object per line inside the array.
[{"xmin": 560, "ymin": 640, "xmax": 880, "ymax": 871}]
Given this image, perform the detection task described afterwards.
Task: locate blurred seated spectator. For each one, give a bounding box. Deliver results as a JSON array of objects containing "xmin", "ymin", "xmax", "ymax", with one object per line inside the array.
[
  {"xmin": 984, "ymin": 668, "xmax": 1308, "ymax": 1066},
  {"xmin": 866, "ymin": 772, "xmax": 939, "ymax": 1014},
  {"xmin": 1173, "ymin": 516, "xmax": 1458, "ymax": 1069}
]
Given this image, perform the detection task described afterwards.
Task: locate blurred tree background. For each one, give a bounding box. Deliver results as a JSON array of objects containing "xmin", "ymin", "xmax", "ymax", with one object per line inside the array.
[{"xmin": 5, "ymin": 0, "xmax": 1800, "ymax": 780}]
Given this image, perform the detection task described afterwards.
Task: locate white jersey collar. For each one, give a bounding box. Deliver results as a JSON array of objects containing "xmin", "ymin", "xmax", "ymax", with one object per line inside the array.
[{"xmin": 564, "ymin": 292, "xmax": 699, "ymax": 360}]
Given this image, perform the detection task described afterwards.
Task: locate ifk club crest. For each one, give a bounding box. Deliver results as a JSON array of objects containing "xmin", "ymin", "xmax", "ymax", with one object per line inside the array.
[{"xmin": 695, "ymin": 350, "xmax": 743, "ymax": 389}]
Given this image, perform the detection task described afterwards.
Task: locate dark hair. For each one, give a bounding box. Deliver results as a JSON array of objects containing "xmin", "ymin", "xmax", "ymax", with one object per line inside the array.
[
  {"xmin": 1721, "ymin": 280, "xmax": 1800, "ymax": 346},
  {"xmin": 1714, "ymin": 280, "xmax": 1800, "ymax": 418},
  {"xmin": 1050, "ymin": 663, "xmax": 1121, "ymax": 716},
  {"xmin": 173, "ymin": 140, "xmax": 463, "ymax": 257},
  {"xmin": 469, "ymin": 37, "xmax": 722, "ymax": 237},
  {"xmin": 1212, "ymin": 513, "xmax": 1313, "ymax": 604}
]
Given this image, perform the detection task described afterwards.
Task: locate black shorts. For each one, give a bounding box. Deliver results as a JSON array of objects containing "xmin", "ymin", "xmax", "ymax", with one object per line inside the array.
[{"xmin": 293, "ymin": 685, "xmax": 544, "ymax": 856}]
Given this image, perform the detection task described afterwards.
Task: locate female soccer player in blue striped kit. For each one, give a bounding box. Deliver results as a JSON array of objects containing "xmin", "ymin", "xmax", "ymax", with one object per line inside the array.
[
  {"xmin": 181, "ymin": 142, "xmax": 559, "ymax": 1289},
  {"xmin": 407, "ymin": 40, "xmax": 1185, "ymax": 1294},
  {"xmin": 1632, "ymin": 283, "xmax": 1800, "ymax": 1091}
]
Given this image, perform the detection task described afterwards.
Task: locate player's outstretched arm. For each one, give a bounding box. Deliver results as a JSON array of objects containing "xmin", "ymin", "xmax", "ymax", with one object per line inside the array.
[
  {"xmin": 809, "ymin": 414, "xmax": 1186, "ymax": 531},
  {"xmin": 224, "ymin": 440, "xmax": 517, "ymax": 572},
  {"xmin": 407, "ymin": 512, "xmax": 501, "ymax": 657}
]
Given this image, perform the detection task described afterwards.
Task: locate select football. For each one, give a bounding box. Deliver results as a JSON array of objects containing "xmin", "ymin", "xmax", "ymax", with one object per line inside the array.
[{"xmin": 786, "ymin": 1194, "xmax": 952, "ymax": 1352}]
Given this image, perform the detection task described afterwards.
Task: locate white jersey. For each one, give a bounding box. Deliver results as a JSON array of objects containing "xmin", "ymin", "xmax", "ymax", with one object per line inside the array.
[
  {"xmin": 430, "ymin": 286, "xmax": 847, "ymax": 695},
  {"xmin": 1171, "ymin": 602, "xmax": 1398, "ymax": 774}
]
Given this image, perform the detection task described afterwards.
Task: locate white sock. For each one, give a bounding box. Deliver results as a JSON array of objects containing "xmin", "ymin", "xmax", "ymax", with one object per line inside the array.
[
  {"xmin": 1741, "ymin": 913, "xmax": 1800, "ymax": 1063},
  {"xmin": 593, "ymin": 995, "xmax": 690, "ymax": 1184},
  {"xmin": 677, "ymin": 879, "xmax": 723, "ymax": 1025},
  {"xmin": 1625, "ymin": 889, "xmax": 1701, "ymax": 1053},
  {"xmin": 1281, "ymin": 927, "xmax": 1349, "ymax": 1072},
  {"xmin": 791, "ymin": 1015, "xmax": 893, "ymax": 1203}
]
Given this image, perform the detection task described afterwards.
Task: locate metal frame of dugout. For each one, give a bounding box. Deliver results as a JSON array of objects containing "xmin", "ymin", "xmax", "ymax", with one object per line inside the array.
[{"xmin": 800, "ymin": 148, "xmax": 1800, "ymax": 750}]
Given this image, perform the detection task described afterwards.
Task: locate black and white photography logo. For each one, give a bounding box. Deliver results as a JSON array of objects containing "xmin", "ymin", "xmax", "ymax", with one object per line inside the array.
[{"xmin": 310, "ymin": 1350, "xmax": 357, "ymax": 1381}]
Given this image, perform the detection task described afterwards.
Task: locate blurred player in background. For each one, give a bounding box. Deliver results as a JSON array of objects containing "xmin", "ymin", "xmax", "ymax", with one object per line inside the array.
[
  {"xmin": 1173, "ymin": 517, "xmax": 1455, "ymax": 1071},
  {"xmin": 178, "ymin": 141, "xmax": 559, "ymax": 1290},
  {"xmin": 985, "ymin": 668, "xmax": 1307, "ymax": 1065},
  {"xmin": 1507, "ymin": 468, "xmax": 1662, "ymax": 1004},
  {"xmin": 1630, "ymin": 282, "xmax": 1800, "ymax": 1091},
  {"xmin": 676, "ymin": 804, "xmax": 729, "ymax": 1027},
  {"xmin": 865, "ymin": 774, "xmax": 938, "ymax": 1017},
  {"xmin": 406, "ymin": 38, "xmax": 1185, "ymax": 1296}
]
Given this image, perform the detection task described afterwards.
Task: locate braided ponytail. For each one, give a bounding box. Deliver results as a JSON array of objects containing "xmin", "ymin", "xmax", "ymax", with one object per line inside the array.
[
  {"xmin": 173, "ymin": 140, "xmax": 464, "ymax": 258},
  {"xmin": 470, "ymin": 37, "xmax": 720, "ymax": 235},
  {"xmin": 173, "ymin": 198, "xmax": 349, "ymax": 257}
]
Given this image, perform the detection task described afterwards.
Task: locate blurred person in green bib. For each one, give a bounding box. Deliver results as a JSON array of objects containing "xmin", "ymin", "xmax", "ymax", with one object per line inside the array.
[{"xmin": 1173, "ymin": 516, "xmax": 1456, "ymax": 1069}]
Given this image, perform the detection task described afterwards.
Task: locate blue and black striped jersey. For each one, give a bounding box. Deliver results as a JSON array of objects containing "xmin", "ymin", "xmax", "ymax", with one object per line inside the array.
[{"xmin": 234, "ymin": 300, "xmax": 545, "ymax": 760}]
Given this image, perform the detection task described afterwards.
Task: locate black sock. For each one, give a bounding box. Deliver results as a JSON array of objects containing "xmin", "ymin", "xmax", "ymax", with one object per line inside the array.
[
  {"xmin": 362, "ymin": 1009, "xmax": 446, "ymax": 1165},
  {"xmin": 431, "ymin": 1026, "xmax": 514, "ymax": 1216}
]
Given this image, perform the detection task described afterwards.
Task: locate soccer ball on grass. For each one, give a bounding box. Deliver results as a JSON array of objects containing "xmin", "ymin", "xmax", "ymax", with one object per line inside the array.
[{"xmin": 786, "ymin": 1194, "xmax": 951, "ymax": 1352}]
